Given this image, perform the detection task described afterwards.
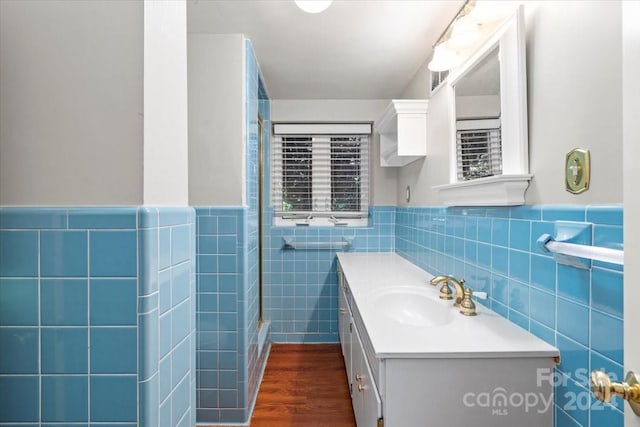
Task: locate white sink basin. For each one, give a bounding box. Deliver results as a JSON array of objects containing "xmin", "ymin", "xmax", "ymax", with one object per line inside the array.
[{"xmin": 367, "ymin": 287, "xmax": 454, "ymax": 327}]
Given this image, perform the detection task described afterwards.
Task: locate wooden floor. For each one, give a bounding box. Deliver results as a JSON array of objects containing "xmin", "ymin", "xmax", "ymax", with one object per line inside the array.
[{"xmin": 249, "ymin": 343, "xmax": 357, "ymax": 427}]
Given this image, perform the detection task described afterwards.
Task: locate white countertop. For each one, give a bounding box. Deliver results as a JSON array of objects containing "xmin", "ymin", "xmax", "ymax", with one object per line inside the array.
[{"xmin": 337, "ymin": 252, "xmax": 559, "ymax": 359}]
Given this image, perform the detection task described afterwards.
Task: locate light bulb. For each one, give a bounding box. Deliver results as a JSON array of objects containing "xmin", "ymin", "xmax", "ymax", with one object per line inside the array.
[
  {"xmin": 428, "ymin": 44, "xmax": 460, "ymax": 72},
  {"xmin": 447, "ymin": 15, "xmax": 481, "ymax": 50},
  {"xmin": 469, "ymin": 1, "xmax": 514, "ymax": 23},
  {"xmin": 295, "ymin": 0, "xmax": 333, "ymax": 14}
]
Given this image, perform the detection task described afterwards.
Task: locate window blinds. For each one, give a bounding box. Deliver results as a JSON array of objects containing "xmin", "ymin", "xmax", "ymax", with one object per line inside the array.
[
  {"xmin": 456, "ymin": 119, "xmax": 502, "ymax": 181},
  {"xmin": 272, "ymin": 123, "xmax": 371, "ymax": 218}
]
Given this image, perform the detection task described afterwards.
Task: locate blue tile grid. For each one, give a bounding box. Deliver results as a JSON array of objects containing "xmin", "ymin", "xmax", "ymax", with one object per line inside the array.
[
  {"xmin": 0, "ymin": 206, "xmax": 196, "ymax": 427},
  {"xmin": 395, "ymin": 204, "xmax": 623, "ymax": 427}
]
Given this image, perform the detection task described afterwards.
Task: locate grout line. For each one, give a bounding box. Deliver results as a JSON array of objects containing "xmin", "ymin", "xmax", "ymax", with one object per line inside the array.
[
  {"xmin": 87, "ymin": 228, "xmax": 91, "ymax": 424},
  {"xmin": 37, "ymin": 229, "xmax": 42, "ymax": 425}
]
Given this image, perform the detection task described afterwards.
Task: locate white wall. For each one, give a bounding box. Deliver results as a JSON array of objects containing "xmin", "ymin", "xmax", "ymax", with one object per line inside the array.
[
  {"xmin": 398, "ymin": 1, "xmax": 622, "ymax": 206},
  {"xmin": 188, "ymin": 34, "xmax": 245, "ymax": 206},
  {"xmin": 525, "ymin": 1, "xmax": 621, "ymax": 204},
  {"xmin": 271, "ymin": 99, "xmax": 398, "ymax": 206},
  {"xmin": 401, "ymin": 64, "xmax": 430, "ymax": 100},
  {"xmin": 143, "ymin": 0, "xmax": 189, "ymax": 206},
  {"xmin": 623, "ymin": 2, "xmax": 640, "ymax": 425},
  {"xmin": 0, "ymin": 0, "xmax": 144, "ymax": 205}
]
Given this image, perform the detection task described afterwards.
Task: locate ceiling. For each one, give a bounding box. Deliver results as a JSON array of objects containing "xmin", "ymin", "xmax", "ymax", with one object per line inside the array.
[{"xmin": 187, "ymin": 0, "xmax": 463, "ymax": 100}]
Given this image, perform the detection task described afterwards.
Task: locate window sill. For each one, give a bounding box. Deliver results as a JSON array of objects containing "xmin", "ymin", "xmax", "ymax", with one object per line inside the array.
[{"xmin": 432, "ymin": 174, "xmax": 532, "ymax": 206}]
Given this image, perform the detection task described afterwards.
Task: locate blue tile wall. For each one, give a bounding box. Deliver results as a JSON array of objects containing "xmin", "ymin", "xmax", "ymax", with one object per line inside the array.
[
  {"xmin": 395, "ymin": 205, "xmax": 624, "ymax": 427},
  {"xmin": 264, "ymin": 206, "xmax": 396, "ymax": 343},
  {"xmin": 0, "ymin": 206, "xmax": 196, "ymax": 427},
  {"xmin": 139, "ymin": 208, "xmax": 197, "ymax": 427},
  {"xmin": 195, "ymin": 207, "xmax": 247, "ymax": 424},
  {"xmin": 194, "ymin": 40, "xmax": 272, "ymax": 425},
  {"xmin": 247, "ymin": 39, "xmax": 272, "ymax": 425},
  {"xmin": 0, "ymin": 202, "xmax": 624, "ymax": 427},
  {"xmin": 42, "ymin": 376, "xmax": 88, "ymax": 422}
]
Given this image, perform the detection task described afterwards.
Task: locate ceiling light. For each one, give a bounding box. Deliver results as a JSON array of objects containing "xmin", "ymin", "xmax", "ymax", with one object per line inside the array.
[
  {"xmin": 295, "ymin": 0, "xmax": 333, "ymax": 14},
  {"xmin": 447, "ymin": 15, "xmax": 481, "ymax": 50},
  {"xmin": 428, "ymin": 43, "xmax": 460, "ymax": 72}
]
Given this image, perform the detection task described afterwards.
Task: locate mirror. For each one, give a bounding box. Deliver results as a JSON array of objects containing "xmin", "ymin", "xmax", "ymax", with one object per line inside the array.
[
  {"xmin": 454, "ymin": 48, "xmax": 501, "ymax": 181},
  {"xmin": 435, "ymin": 5, "xmax": 530, "ymax": 206}
]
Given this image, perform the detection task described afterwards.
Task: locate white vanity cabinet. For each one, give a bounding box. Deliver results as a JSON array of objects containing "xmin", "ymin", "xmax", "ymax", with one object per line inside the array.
[
  {"xmin": 336, "ymin": 253, "xmax": 559, "ymax": 427},
  {"xmin": 338, "ymin": 269, "xmax": 353, "ymax": 388},
  {"xmin": 338, "ymin": 266, "xmax": 383, "ymax": 426},
  {"xmin": 351, "ymin": 321, "xmax": 383, "ymax": 427}
]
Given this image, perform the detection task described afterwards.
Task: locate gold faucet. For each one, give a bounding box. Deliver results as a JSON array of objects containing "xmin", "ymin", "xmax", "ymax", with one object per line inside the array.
[{"xmin": 430, "ymin": 275, "xmax": 466, "ymax": 307}]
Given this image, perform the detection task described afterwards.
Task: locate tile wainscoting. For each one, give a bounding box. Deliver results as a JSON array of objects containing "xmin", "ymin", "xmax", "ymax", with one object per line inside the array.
[
  {"xmin": 1, "ymin": 204, "xmax": 623, "ymax": 427},
  {"xmin": 396, "ymin": 205, "xmax": 623, "ymax": 427},
  {"xmin": 0, "ymin": 207, "xmax": 196, "ymax": 427},
  {"xmin": 263, "ymin": 206, "xmax": 396, "ymax": 343}
]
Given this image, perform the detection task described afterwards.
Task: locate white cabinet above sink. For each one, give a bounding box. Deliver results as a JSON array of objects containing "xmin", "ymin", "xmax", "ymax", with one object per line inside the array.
[{"xmin": 375, "ymin": 100, "xmax": 428, "ymax": 167}]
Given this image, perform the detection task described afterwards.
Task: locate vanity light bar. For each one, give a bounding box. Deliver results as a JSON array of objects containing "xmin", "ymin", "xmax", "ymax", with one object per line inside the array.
[
  {"xmin": 431, "ymin": 0, "xmax": 474, "ymax": 50},
  {"xmin": 428, "ymin": 0, "xmax": 515, "ymax": 72}
]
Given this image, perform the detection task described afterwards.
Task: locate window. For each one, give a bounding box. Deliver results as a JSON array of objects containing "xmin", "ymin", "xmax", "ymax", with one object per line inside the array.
[
  {"xmin": 456, "ymin": 119, "xmax": 501, "ymax": 181},
  {"xmin": 430, "ymin": 69, "xmax": 449, "ymax": 94},
  {"xmin": 272, "ymin": 123, "xmax": 371, "ymax": 226},
  {"xmin": 281, "ymin": 137, "xmax": 313, "ymax": 212}
]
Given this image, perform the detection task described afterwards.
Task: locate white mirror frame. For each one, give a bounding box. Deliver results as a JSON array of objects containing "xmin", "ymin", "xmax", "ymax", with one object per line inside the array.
[{"xmin": 434, "ymin": 5, "xmax": 531, "ymax": 206}]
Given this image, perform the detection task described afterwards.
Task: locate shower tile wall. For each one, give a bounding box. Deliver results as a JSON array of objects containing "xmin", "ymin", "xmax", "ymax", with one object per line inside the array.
[
  {"xmin": 395, "ymin": 205, "xmax": 624, "ymax": 427},
  {"xmin": 0, "ymin": 207, "xmax": 196, "ymax": 427},
  {"xmin": 195, "ymin": 207, "xmax": 247, "ymax": 423},
  {"xmin": 245, "ymin": 39, "xmax": 270, "ymax": 418},
  {"xmin": 263, "ymin": 206, "xmax": 396, "ymax": 343},
  {"xmin": 194, "ymin": 40, "xmax": 270, "ymax": 425}
]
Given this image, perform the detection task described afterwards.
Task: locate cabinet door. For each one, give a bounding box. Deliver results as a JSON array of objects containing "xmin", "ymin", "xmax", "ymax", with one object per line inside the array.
[
  {"xmin": 338, "ymin": 277, "xmax": 352, "ymax": 388},
  {"xmin": 352, "ymin": 325, "xmax": 382, "ymax": 427}
]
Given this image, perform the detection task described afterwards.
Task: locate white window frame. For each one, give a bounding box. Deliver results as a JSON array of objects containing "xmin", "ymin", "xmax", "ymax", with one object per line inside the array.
[
  {"xmin": 430, "ymin": 69, "xmax": 449, "ymax": 96},
  {"xmin": 271, "ymin": 123, "xmax": 371, "ymax": 227}
]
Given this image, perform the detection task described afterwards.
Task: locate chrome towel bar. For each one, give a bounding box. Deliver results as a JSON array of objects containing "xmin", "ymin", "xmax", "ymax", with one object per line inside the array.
[
  {"xmin": 282, "ymin": 237, "xmax": 352, "ymax": 250},
  {"xmin": 537, "ymin": 234, "xmax": 623, "ymax": 267}
]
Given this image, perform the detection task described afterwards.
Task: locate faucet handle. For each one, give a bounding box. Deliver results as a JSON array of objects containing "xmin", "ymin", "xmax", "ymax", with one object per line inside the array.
[
  {"xmin": 473, "ymin": 291, "xmax": 488, "ymax": 299},
  {"xmin": 459, "ymin": 288, "xmax": 478, "ymax": 316}
]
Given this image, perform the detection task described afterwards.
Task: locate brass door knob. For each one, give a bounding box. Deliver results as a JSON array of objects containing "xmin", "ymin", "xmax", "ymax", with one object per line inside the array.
[
  {"xmin": 357, "ymin": 384, "xmax": 365, "ymax": 392},
  {"xmin": 355, "ymin": 373, "xmax": 363, "ymax": 382},
  {"xmin": 591, "ymin": 370, "xmax": 640, "ymax": 416},
  {"xmin": 340, "ymin": 308, "xmax": 346, "ymax": 315}
]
